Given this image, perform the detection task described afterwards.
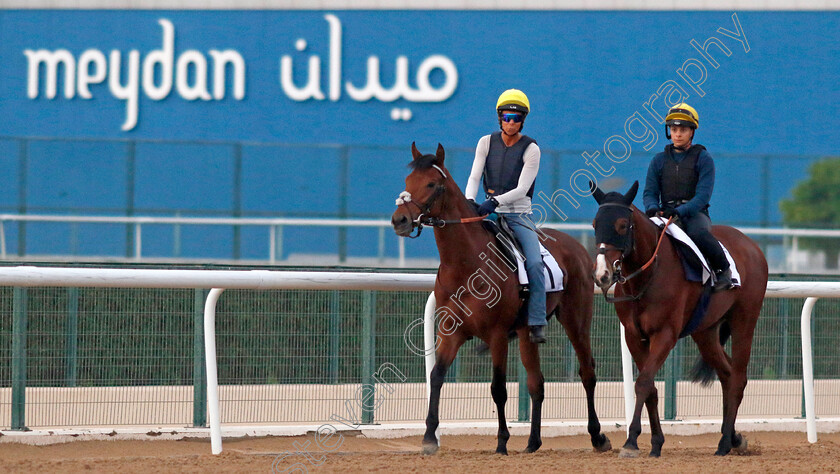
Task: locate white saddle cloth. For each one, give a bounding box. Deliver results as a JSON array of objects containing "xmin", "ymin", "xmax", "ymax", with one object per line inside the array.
[
  {"xmin": 513, "ymin": 243, "xmax": 565, "ymax": 292},
  {"xmin": 649, "ymin": 216, "xmax": 742, "ymax": 287}
]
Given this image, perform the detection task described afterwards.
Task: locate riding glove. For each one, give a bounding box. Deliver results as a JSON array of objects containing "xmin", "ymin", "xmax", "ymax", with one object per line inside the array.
[
  {"xmin": 645, "ymin": 207, "xmax": 660, "ymax": 217},
  {"xmin": 478, "ymin": 197, "xmax": 499, "ymax": 215},
  {"xmin": 661, "ymin": 208, "xmax": 679, "ymax": 219}
]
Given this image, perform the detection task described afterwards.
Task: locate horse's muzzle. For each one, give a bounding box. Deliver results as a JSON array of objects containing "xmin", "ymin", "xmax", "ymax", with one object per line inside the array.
[
  {"xmin": 391, "ymin": 211, "xmax": 413, "ymax": 237},
  {"xmin": 593, "ymin": 253, "xmax": 613, "ymax": 289}
]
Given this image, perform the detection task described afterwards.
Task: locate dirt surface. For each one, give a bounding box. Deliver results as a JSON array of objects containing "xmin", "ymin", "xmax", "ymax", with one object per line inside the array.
[{"xmin": 0, "ymin": 431, "xmax": 838, "ymax": 473}]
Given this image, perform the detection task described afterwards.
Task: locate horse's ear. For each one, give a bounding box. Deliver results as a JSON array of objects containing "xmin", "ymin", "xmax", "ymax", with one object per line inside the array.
[
  {"xmin": 435, "ymin": 143, "xmax": 445, "ymax": 165},
  {"xmin": 590, "ymin": 180, "xmax": 606, "ymax": 204},
  {"xmin": 624, "ymin": 181, "xmax": 639, "ymax": 204},
  {"xmin": 411, "ymin": 142, "xmax": 422, "ymax": 160}
]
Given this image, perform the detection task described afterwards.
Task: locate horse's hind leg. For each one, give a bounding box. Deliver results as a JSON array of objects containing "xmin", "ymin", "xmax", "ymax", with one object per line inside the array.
[
  {"xmin": 559, "ymin": 307, "xmax": 611, "ymax": 452},
  {"xmin": 423, "ymin": 334, "xmax": 465, "ymax": 455},
  {"xmin": 717, "ymin": 307, "xmax": 760, "ymax": 456},
  {"xmin": 489, "ymin": 332, "xmax": 511, "ymax": 455},
  {"xmin": 518, "ymin": 330, "xmax": 544, "ymax": 453},
  {"xmin": 691, "ymin": 324, "xmax": 736, "ymax": 455}
]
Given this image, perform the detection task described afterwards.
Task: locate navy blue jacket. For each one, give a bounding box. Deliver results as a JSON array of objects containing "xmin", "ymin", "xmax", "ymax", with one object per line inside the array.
[{"xmin": 643, "ymin": 148, "xmax": 715, "ymax": 219}]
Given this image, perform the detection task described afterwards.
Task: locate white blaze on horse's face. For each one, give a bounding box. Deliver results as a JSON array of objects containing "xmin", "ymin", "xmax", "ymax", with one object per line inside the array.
[{"xmin": 594, "ymin": 243, "xmax": 612, "ymax": 288}]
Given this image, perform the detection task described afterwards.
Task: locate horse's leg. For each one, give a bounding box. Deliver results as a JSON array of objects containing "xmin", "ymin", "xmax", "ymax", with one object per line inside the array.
[
  {"xmin": 691, "ymin": 325, "xmax": 736, "ymax": 455},
  {"xmin": 423, "ymin": 334, "xmax": 465, "ymax": 455},
  {"xmin": 617, "ymin": 330, "xmax": 649, "ymax": 457},
  {"xmin": 717, "ymin": 310, "xmax": 759, "ymax": 456},
  {"xmin": 622, "ymin": 330, "xmax": 677, "ymax": 458},
  {"xmin": 518, "ymin": 330, "xmax": 544, "ymax": 453},
  {"xmin": 560, "ymin": 312, "xmax": 611, "ymax": 452},
  {"xmin": 489, "ymin": 331, "xmax": 511, "ymax": 455}
]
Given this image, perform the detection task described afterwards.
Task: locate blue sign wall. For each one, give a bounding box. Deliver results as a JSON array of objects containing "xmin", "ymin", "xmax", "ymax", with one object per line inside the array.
[{"xmin": 0, "ymin": 10, "xmax": 837, "ymax": 260}]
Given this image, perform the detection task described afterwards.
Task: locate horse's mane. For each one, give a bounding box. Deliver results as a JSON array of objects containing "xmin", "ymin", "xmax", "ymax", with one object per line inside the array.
[{"xmin": 408, "ymin": 154, "xmax": 440, "ymax": 171}]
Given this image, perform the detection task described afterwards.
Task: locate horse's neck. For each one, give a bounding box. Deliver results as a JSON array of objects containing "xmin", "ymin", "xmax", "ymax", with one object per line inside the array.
[
  {"xmin": 625, "ymin": 210, "xmax": 663, "ymax": 270},
  {"xmin": 433, "ymin": 182, "xmax": 494, "ymax": 269}
]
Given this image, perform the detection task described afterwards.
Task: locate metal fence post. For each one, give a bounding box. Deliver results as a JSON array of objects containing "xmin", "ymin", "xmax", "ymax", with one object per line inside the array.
[
  {"xmin": 12, "ymin": 287, "xmax": 28, "ymax": 430},
  {"xmin": 17, "ymin": 139, "xmax": 28, "ymax": 257},
  {"xmin": 125, "ymin": 140, "xmax": 136, "ymax": 259},
  {"xmin": 194, "ymin": 289, "xmax": 207, "ymax": 427},
  {"xmin": 664, "ymin": 341, "xmax": 680, "ymax": 421},
  {"xmin": 361, "ymin": 290, "xmax": 376, "ymax": 424},
  {"xmin": 517, "ymin": 359, "xmax": 529, "ymax": 422},
  {"xmin": 338, "ymin": 146, "xmax": 349, "ymax": 263},
  {"xmin": 232, "ymin": 143, "xmax": 242, "ymax": 260},
  {"xmin": 329, "ymin": 290, "xmax": 341, "ymax": 384},
  {"xmin": 65, "ymin": 288, "xmax": 79, "ymax": 387}
]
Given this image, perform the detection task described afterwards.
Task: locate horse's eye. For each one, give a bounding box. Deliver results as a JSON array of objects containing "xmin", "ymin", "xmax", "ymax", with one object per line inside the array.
[
  {"xmin": 615, "ymin": 219, "xmax": 629, "ymax": 235},
  {"xmin": 427, "ymin": 182, "xmax": 436, "ymax": 188}
]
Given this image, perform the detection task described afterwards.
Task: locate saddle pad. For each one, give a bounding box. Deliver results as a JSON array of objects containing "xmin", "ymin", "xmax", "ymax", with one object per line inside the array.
[
  {"xmin": 514, "ymin": 243, "xmax": 565, "ymax": 292},
  {"xmin": 649, "ymin": 216, "xmax": 741, "ymax": 287}
]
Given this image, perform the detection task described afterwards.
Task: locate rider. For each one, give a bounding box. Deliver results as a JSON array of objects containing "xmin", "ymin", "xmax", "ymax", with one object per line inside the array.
[
  {"xmin": 642, "ymin": 103, "xmax": 733, "ymax": 291},
  {"xmin": 464, "ymin": 89, "xmax": 547, "ymax": 343}
]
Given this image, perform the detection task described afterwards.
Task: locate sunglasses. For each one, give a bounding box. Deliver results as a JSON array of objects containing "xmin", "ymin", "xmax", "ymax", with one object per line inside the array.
[{"xmin": 500, "ymin": 113, "xmax": 524, "ymax": 123}]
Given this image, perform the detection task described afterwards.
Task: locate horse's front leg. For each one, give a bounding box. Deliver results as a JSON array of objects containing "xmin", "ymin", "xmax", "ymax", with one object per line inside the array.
[
  {"xmin": 489, "ymin": 332, "xmax": 511, "ymax": 455},
  {"xmin": 630, "ymin": 330, "xmax": 677, "ymax": 458},
  {"xmin": 423, "ymin": 334, "xmax": 464, "ymax": 455},
  {"xmin": 517, "ymin": 328, "xmax": 544, "ymax": 453},
  {"xmin": 619, "ymin": 322, "xmax": 676, "ymax": 458}
]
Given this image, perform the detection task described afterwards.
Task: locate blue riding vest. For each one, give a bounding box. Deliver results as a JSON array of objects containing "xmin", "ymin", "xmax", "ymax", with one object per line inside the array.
[{"xmin": 482, "ymin": 132, "xmax": 537, "ymax": 198}]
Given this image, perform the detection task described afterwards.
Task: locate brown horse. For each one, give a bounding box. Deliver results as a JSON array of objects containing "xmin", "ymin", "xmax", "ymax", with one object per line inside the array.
[
  {"xmin": 391, "ymin": 143, "xmax": 611, "ymax": 455},
  {"xmin": 591, "ymin": 182, "xmax": 767, "ymax": 457}
]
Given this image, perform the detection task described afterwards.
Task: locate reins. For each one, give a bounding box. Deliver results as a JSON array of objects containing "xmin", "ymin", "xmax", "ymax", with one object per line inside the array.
[
  {"xmin": 601, "ymin": 215, "xmax": 674, "ymax": 303},
  {"xmin": 396, "ymin": 164, "xmax": 489, "ymax": 238}
]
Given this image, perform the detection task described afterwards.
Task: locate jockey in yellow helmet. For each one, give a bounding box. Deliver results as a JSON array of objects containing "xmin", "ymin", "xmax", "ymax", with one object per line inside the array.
[
  {"xmin": 465, "ymin": 89, "xmax": 548, "ymax": 343},
  {"xmin": 643, "ymin": 103, "xmax": 733, "ymax": 291}
]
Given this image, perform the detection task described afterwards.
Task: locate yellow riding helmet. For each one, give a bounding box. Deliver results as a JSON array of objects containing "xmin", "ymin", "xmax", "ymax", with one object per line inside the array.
[
  {"xmin": 665, "ymin": 103, "xmax": 699, "ymax": 129},
  {"xmin": 496, "ymin": 89, "xmax": 530, "ymax": 115}
]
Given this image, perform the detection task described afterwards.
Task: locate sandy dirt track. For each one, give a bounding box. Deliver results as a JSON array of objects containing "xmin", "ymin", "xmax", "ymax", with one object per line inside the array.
[{"xmin": 0, "ymin": 431, "xmax": 838, "ymax": 473}]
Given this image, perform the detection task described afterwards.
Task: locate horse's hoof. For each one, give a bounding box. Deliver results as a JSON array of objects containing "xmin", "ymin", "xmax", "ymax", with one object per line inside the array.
[
  {"xmin": 619, "ymin": 447, "xmax": 640, "ymax": 458},
  {"xmin": 648, "ymin": 451, "xmax": 661, "ymax": 458},
  {"xmin": 422, "ymin": 442, "xmax": 439, "ymax": 455},
  {"xmin": 495, "ymin": 447, "xmax": 508, "ymax": 455},
  {"xmin": 593, "ymin": 434, "xmax": 612, "ymax": 453},
  {"xmin": 733, "ymin": 435, "xmax": 749, "ymax": 455},
  {"xmin": 524, "ymin": 440, "xmax": 542, "ymax": 453}
]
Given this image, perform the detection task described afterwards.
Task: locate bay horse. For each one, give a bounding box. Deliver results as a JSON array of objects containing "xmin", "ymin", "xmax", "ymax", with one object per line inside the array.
[
  {"xmin": 591, "ymin": 181, "xmax": 767, "ymax": 457},
  {"xmin": 391, "ymin": 143, "xmax": 611, "ymax": 455}
]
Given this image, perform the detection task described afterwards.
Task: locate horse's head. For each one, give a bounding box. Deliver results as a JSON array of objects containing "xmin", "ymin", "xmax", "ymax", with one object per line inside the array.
[
  {"xmin": 591, "ymin": 181, "xmax": 639, "ymax": 289},
  {"xmin": 391, "ymin": 142, "xmax": 449, "ymax": 237}
]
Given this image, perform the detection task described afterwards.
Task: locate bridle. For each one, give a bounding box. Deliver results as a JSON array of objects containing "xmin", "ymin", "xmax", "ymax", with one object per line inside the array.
[
  {"xmin": 596, "ymin": 202, "xmax": 673, "ymax": 303},
  {"xmin": 396, "ymin": 164, "xmax": 485, "ymax": 238}
]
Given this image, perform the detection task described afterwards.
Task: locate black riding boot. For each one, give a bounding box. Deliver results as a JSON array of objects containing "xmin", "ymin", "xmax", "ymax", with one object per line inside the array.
[{"xmin": 713, "ymin": 267, "xmax": 733, "ymax": 292}]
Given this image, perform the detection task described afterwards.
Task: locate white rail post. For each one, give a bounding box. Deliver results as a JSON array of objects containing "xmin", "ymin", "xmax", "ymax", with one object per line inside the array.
[
  {"xmin": 423, "ymin": 291, "xmax": 440, "ymax": 443},
  {"xmin": 204, "ymin": 288, "xmax": 225, "ymax": 454},
  {"xmin": 620, "ymin": 322, "xmax": 634, "ymax": 434},
  {"xmin": 801, "ymin": 296, "xmax": 818, "ymax": 443}
]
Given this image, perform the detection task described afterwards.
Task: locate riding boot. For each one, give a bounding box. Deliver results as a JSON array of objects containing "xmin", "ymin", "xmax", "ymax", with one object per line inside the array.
[
  {"xmin": 529, "ymin": 325, "xmax": 547, "ymax": 344},
  {"xmin": 713, "ymin": 267, "xmax": 733, "ymax": 292}
]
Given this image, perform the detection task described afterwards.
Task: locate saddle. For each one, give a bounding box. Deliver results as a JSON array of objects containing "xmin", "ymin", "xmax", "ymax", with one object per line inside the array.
[
  {"xmin": 649, "ymin": 216, "xmax": 741, "ymax": 337},
  {"xmin": 480, "ymin": 215, "xmax": 564, "ymax": 292}
]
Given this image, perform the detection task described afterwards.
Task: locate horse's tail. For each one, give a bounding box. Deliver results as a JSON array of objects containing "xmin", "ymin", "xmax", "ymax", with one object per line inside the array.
[{"xmin": 690, "ymin": 321, "xmax": 731, "ymax": 387}]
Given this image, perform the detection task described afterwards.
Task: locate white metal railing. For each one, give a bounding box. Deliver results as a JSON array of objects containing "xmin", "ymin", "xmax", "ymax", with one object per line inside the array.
[
  {"xmin": 2, "ymin": 214, "xmax": 840, "ymax": 271},
  {"xmin": 0, "ymin": 266, "xmax": 835, "ymax": 454}
]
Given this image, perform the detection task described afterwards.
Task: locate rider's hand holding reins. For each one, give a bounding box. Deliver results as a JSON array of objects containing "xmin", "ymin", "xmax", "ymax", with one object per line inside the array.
[{"xmin": 478, "ymin": 197, "xmax": 499, "ymax": 216}]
